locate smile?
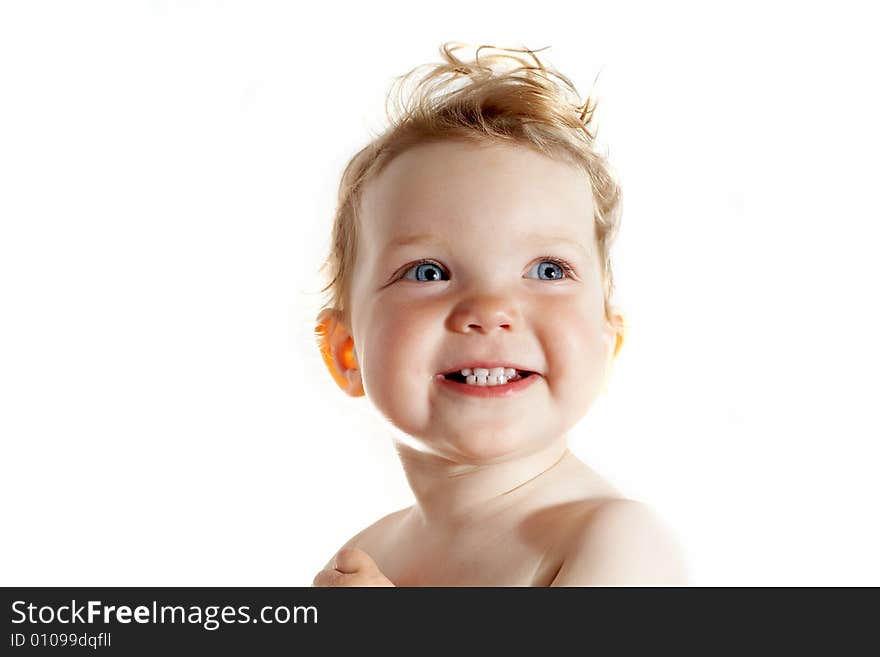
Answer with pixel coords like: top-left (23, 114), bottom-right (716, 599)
top-left (434, 370), bottom-right (539, 398)
top-left (443, 367), bottom-right (533, 386)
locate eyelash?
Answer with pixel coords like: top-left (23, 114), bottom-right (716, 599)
top-left (537, 255), bottom-right (577, 278)
top-left (397, 256), bottom-right (577, 280)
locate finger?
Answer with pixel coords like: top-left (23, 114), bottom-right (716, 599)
top-left (333, 547), bottom-right (377, 574)
top-left (312, 569), bottom-right (343, 587)
top-left (313, 570), bottom-right (369, 588)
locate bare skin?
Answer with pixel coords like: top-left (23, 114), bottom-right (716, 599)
top-left (315, 449), bottom-right (625, 586)
top-left (314, 450), bottom-right (623, 586)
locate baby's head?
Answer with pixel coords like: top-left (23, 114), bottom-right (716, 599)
top-left (316, 42), bottom-right (626, 461)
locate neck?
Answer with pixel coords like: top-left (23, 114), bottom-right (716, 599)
top-left (392, 435), bottom-right (572, 534)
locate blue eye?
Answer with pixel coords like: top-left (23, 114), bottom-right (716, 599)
top-left (398, 258), bottom-right (574, 282)
top-left (402, 261), bottom-right (448, 282)
top-left (525, 259), bottom-right (573, 280)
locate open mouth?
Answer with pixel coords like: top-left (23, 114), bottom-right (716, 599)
top-left (443, 370), bottom-right (536, 385)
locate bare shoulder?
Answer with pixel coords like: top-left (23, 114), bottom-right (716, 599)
top-left (319, 506), bottom-right (412, 571)
top-left (550, 499), bottom-right (689, 586)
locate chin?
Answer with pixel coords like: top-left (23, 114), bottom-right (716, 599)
top-left (431, 424), bottom-right (546, 464)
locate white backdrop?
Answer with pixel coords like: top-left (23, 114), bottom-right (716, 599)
top-left (1, 0), bottom-right (878, 586)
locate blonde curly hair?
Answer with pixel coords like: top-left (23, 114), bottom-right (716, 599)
top-left (319, 41), bottom-right (622, 323)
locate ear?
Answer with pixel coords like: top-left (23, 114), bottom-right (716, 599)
top-left (607, 305), bottom-right (626, 361)
top-left (601, 305), bottom-right (626, 394)
top-left (314, 308), bottom-right (364, 398)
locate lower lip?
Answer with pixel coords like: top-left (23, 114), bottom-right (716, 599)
top-left (434, 373), bottom-right (540, 398)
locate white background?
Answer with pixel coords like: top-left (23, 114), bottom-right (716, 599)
top-left (1, 0), bottom-right (878, 586)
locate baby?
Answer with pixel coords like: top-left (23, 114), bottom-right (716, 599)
top-left (312, 42), bottom-right (688, 586)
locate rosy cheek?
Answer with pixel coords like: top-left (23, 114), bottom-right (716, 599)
top-left (365, 306), bottom-right (427, 366)
top-left (555, 312), bottom-right (600, 368)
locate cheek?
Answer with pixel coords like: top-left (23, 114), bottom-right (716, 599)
top-left (542, 299), bottom-right (610, 396)
top-left (357, 300), bottom-right (439, 402)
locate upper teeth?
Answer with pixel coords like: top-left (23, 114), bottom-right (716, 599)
top-left (460, 367), bottom-right (518, 386)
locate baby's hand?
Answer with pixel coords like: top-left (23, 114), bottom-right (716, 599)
top-left (312, 547), bottom-right (395, 587)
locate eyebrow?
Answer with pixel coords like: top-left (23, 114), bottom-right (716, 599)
top-left (383, 234), bottom-right (450, 250)
top-left (382, 233), bottom-right (588, 255)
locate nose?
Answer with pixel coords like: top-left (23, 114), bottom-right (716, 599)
top-left (446, 293), bottom-right (521, 334)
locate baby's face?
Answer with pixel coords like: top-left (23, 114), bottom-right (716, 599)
top-left (347, 140), bottom-right (621, 461)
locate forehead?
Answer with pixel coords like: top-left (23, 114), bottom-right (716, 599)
top-left (358, 140), bottom-right (596, 253)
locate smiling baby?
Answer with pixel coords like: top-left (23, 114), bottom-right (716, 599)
top-left (312, 42), bottom-right (688, 586)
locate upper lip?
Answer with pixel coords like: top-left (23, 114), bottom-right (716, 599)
top-left (438, 362), bottom-right (540, 375)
